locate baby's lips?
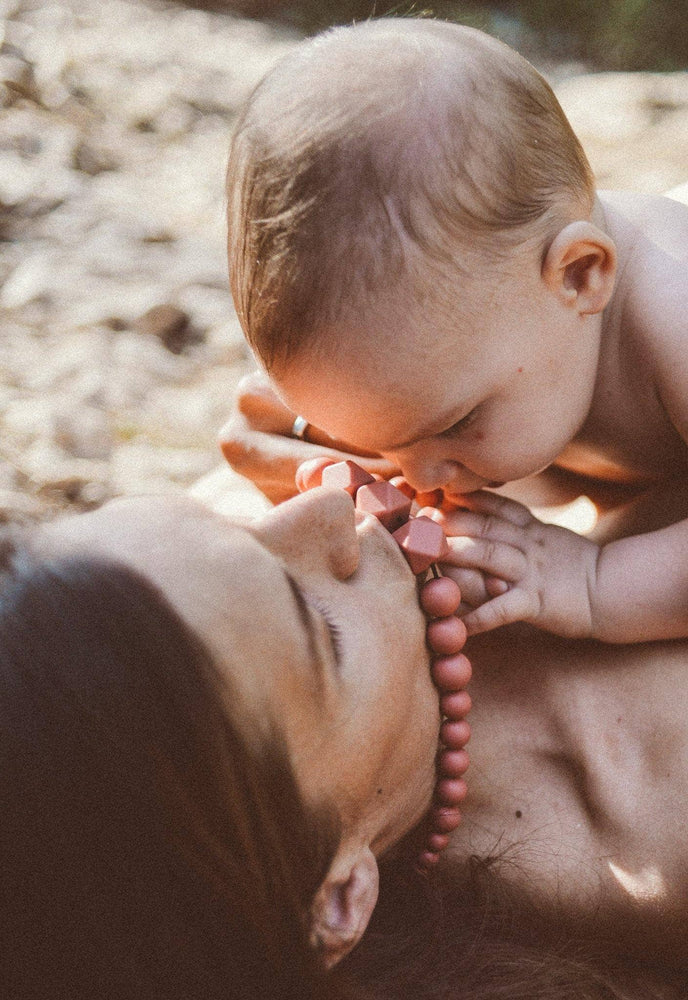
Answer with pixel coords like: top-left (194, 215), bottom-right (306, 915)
top-left (389, 475), bottom-right (416, 500)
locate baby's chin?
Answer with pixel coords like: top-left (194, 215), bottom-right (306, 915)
top-left (440, 481), bottom-right (507, 504)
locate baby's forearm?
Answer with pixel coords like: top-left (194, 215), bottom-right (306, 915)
top-left (591, 519), bottom-right (688, 642)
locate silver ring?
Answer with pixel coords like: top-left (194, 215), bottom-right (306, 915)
top-left (291, 415), bottom-right (310, 440)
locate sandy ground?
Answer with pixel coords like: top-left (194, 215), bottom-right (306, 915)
top-left (0, 0), bottom-right (686, 523)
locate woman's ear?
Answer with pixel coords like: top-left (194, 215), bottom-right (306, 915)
top-left (542, 221), bottom-right (617, 315)
top-left (309, 845), bottom-right (379, 969)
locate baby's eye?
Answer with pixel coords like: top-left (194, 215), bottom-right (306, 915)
top-left (440, 407), bottom-right (479, 438)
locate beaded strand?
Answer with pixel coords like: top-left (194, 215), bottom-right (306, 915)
top-left (297, 458), bottom-right (472, 871)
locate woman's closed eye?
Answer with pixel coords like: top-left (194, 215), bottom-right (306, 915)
top-left (305, 593), bottom-right (344, 672)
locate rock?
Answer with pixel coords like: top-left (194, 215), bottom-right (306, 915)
top-left (132, 303), bottom-right (202, 354)
top-left (53, 406), bottom-right (113, 461)
top-left (0, 489), bottom-right (46, 523)
top-left (556, 72), bottom-right (688, 192)
top-left (72, 140), bottom-right (118, 176)
top-left (0, 0), bottom-right (685, 525)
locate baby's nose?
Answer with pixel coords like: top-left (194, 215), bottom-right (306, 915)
top-left (396, 452), bottom-right (466, 494)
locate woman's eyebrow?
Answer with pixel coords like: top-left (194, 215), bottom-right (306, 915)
top-left (283, 571), bottom-right (329, 692)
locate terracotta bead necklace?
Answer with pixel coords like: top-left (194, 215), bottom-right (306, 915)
top-left (299, 460), bottom-right (472, 871)
top-left (417, 569), bottom-right (470, 869)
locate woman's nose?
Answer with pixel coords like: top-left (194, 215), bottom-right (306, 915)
top-left (255, 487), bottom-right (360, 580)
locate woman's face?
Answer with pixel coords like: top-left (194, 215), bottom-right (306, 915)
top-left (40, 489), bottom-right (440, 856)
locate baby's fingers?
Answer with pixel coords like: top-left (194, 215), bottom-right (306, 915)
top-left (428, 507), bottom-right (527, 550)
top-left (443, 490), bottom-right (534, 528)
top-left (440, 566), bottom-right (502, 609)
top-left (461, 589), bottom-right (535, 636)
top-left (442, 535), bottom-right (527, 584)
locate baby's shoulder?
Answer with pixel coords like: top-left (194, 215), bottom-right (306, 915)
top-left (601, 190), bottom-right (687, 360)
top-left (600, 188), bottom-right (688, 264)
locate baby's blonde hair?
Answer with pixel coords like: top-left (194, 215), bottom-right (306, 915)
top-left (227, 18), bottom-right (595, 371)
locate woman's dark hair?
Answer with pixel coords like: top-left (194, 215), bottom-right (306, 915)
top-left (1, 532), bottom-right (682, 1000)
top-left (0, 539), bottom-right (346, 1000)
top-left (343, 844), bottom-right (685, 1000)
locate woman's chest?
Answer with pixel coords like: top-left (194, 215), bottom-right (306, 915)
top-left (450, 630), bottom-right (688, 957)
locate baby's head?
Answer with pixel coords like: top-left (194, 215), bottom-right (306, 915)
top-left (227, 19), bottom-right (614, 496)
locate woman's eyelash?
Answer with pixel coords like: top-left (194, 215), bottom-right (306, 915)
top-left (306, 595), bottom-right (344, 666)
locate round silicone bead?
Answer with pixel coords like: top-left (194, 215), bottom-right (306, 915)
top-left (436, 778), bottom-right (468, 806)
top-left (420, 576), bottom-right (462, 617)
top-left (439, 749), bottom-right (470, 777)
top-left (427, 616), bottom-right (467, 655)
top-left (431, 807), bottom-right (462, 833)
top-left (440, 719), bottom-right (471, 749)
top-left (389, 475), bottom-right (416, 500)
top-left (415, 489), bottom-right (444, 508)
top-left (440, 691), bottom-right (473, 719)
top-left (427, 832), bottom-right (451, 852)
top-left (431, 653), bottom-right (472, 691)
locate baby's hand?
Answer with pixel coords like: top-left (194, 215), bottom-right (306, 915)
top-left (426, 491), bottom-right (601, 639)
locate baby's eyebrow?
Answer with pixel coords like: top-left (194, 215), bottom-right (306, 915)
top-left (283, 570), bottom-right (329, 694)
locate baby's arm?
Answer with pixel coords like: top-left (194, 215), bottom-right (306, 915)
top-left (433, 491), bottom-right (688, 642)
top-left (440, 193), bottom-right (688, 641)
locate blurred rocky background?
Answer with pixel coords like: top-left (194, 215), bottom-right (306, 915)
top-left (0, 0), bottom-right (686, 523)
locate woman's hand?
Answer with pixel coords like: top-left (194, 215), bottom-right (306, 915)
top-left (219, 371), bottom-right (398, 504)
top-left (427, 491), bottom-right (601, 639)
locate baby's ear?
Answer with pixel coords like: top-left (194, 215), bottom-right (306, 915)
top-left (542, 221), bottom-right (617, 315)
top-left (309, 845), bottom-right (379, 969)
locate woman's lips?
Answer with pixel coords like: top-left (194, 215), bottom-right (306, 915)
top-left (355, 509), bottom-right (415, 577)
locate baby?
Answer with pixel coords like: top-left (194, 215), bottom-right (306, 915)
top-left (224, 17), bottom-right (688, 644)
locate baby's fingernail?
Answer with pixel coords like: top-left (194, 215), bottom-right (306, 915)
top-left (417, 506), bottom-right (444, 522)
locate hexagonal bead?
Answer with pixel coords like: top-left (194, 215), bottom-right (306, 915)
top-left (321, 460), bottom-right (375, 497)
top-left (392, 515), bottom-right (449, 575)
top-left (355, 480), bottom-right (412, 532)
